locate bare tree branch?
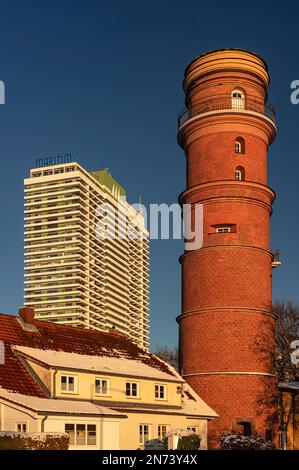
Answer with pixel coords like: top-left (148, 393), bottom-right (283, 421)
top-left (274, 300), bottom-right (299, 381)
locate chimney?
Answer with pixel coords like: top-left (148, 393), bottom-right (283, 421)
top-left (19, 307), bottom-right (35, 324)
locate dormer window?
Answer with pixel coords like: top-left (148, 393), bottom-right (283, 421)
top-left (95, 378), bottom-right (110, 396)
top-left (126, 381), bottom-right (140, 398)
top-left (61, 374), bottom-right (78, 394)
top-left (155, 384), bottom-right (167, 400)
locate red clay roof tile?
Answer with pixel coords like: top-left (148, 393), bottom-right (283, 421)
top-left (0, 313), bottom-right (175, 396)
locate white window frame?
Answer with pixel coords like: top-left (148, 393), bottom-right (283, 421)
top-left (235, 169), bottom-right (242, 181)
top-left (126, 381), bottom-right (140, 398)
top-left (231, 89), bottom-right (245, 109)
top-left (235, 141), bottom-right (242, 154)
top-left (158, 424), bottom-right (169, 440)
top-left (216, 227), bottom-right (231, 233)
top-left (187, 426), bottom-right (198, 433)
top-left (60, 374), bottom-right (78, 394)
top-left (95, 378), bottom-right (110, 396)
top-left (155, 384), bottom-right (167, 400)
top-left (16, 423), bottom-right (27, 433)
top-left (65, 423), bottom-right (97, 447)
top-left (139, 424), bottom-right (151, 446)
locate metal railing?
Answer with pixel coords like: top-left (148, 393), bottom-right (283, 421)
top-left (271, 249), bottom-right (281, 268)
top-left (271, 249), bottom-right (280, 263)
top-left (178, 95), bottom-right (276, 128)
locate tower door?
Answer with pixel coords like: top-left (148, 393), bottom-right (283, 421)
top-left (231, 90), bottom-right (245, 109)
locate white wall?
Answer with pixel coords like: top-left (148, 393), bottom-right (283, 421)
top-left (0, 401), bottom-right (40, 432)
top-left (198, 420), bottom-right (208, 450)
top-left (44, 415), bottom-right (120, 450)
top-left (0, 401), bottom-right (120, 450)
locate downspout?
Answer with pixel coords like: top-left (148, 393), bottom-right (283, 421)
top-left (41, 415), bottom-right (48, 433)
top-left (52, 368), bottom-right (58, 398)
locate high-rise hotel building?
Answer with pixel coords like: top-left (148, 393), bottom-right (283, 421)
top-left (24, 162), bottom-right (150, 348)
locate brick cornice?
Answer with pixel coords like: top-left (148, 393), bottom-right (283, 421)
top-left (179, 179), bottom-right (275, 206)
top-left (177, 306), bottom-right (277, 323)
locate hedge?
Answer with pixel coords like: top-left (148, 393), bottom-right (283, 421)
top-left (0, 432), bottom-right (69, 450)
top-left (220, 433), bottom-right (276, 450)
top-left (177, 434), bottom-right (201, 450)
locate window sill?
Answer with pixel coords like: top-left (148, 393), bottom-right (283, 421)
top-left (208, 232), bottom-right (236, 235)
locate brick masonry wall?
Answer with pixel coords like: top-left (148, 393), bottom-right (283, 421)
top-left (178, 50), bottom-right (278, 448)
top-left (187, 374), bottom-right (278, 448)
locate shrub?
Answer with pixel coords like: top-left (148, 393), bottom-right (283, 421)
top-left (220, 433), bottom-right (276, 451)
top-left (0, 432), bottom-right (69, 450)
top-left (177, 434), bottom-right (201, 450)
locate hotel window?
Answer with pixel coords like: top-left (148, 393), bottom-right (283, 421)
top-left (139, 424), bottom-right (150, 445)
top-left (158, 425), bottom-right (168, 440)
top-left (17, 423), bottom-right (27, 433)
top-left (95, 378), bottom-right (110, 396)
top-left (65, 424), bottom-right (97, 446)
top-left (235, 137), bottom-right (245, 154)
top-left (216, 227), bottom-right (231, 233)
top-left (60, 375), bottom-right (77, 393)
top-left (155, 384), bottom-right (167, 400)
top-left (126, 381), bottom-right (139, 398)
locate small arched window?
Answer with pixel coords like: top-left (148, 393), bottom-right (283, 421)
top-left (235, 166), bottom-right (245, 181)
top-left (231, 89), bottom-right (245, 109)
top-left (235, 137), bottom-right (245, 154)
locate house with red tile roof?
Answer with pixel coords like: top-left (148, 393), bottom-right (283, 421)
top-left (0, 307), bottom-right (217, 449)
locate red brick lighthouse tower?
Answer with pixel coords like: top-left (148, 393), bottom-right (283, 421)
top-left (177, 49), bottom-right (278, 447)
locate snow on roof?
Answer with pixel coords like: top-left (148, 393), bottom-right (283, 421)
top-left (14, 346), bottom-right (183, 383)
top-left (0, 387), bottom-right (126, 417)
top-left (0, 313), bottom-right (178, 395)
top-left (181, 385), bottom-right (218, 418)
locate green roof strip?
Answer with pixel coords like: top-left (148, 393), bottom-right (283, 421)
top-left (90, 169), bottom-right (126, 199)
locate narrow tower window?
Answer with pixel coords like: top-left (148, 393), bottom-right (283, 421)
top-left (216, 227), bottom-right (231, 233)
top-left (235, 137), bottom-right (245, 154)
top-left (235, 166), bottom-right (245, 181)
top-left (231, 89), bottom-right (245, 109)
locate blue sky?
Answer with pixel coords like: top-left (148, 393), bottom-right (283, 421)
top-left (0, 0), bottom-right (297, 349)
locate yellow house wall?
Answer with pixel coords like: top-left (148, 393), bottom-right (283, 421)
top-left (53, 369), bottom-right (182, 407)
top-left (0, 401), bottom-right (40, 433)
top-left (118, 413), bottom-right (208, 450)
top-left (49, 370), bottom-right (210, 449)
